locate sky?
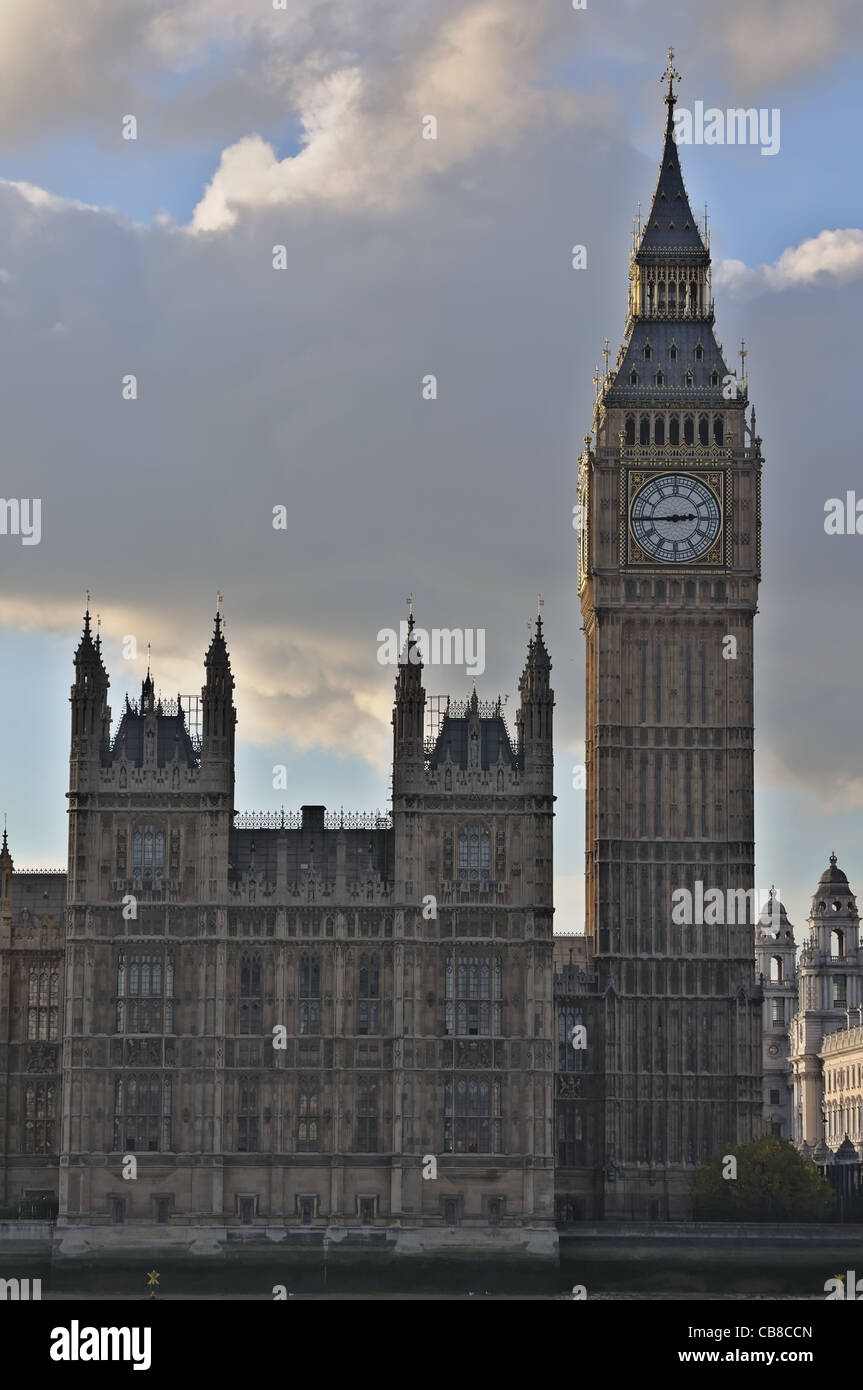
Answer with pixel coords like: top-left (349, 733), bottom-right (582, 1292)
top-left (0, 0), bottom-right (862, 943)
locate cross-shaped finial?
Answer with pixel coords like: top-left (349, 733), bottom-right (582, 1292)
top-left (406, 593), bottom-right (414, 617)
top-left (216, 591), bottom-right (222, 612)
top-left (537, 594), bottom-right (544, 617)
top-left (146, 641), bottom-right (151, 673)
top-left (85, 588), bottom-right (90, 608)
top-left (592, 365), bottom-right (601, 397)
top-left (738, 338), bottom-right (747, 380)
top-left (602, 337), bottom-right (610, 374)
top-left (526, 618), bottom-right (533, 637)
top-left (661, 46), bottom-right (680, 101)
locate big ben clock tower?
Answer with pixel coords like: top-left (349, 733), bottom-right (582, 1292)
top-left (578, 52), bottom-right (763, 1218)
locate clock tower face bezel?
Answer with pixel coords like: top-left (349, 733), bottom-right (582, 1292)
top-left (624, 467), bottom-right (727, 569)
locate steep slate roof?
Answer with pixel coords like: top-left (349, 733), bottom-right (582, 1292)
top-left (109, 706), bottom-right (198, 768)
top-left (427, 713), bottom-right (517, 771)
top-left (607, 321), bottom-right (731, 407)
top-left (636, 91), bottom-right (708, 259)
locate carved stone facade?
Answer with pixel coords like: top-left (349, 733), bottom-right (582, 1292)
top-left (0, 607), bottom-right (556, 1256)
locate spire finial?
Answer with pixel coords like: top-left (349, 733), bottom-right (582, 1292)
top-left (406, 592), bottom-right (414, 633)
top-left (831, 850), bottom-right (837, 866)
top-left (146, 641), bottom-right (151, 676)
top-left (661, 46), bottom-right (680, 104)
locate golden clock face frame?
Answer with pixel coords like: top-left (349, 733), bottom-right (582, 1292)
top-left (622, 467), bottom-right (728, 569)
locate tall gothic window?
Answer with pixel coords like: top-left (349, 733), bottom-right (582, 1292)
top-left (443, 1077), bottom-right (501, 1153)
top-left (557, 1107), bottom-right (585, 1166)
top-left (299, 955), bottom-right (321, 1034)
top-left (445, 954), bottom-right (502, 1036)
top-left (237, 1077), bottom-right (259, 1152)
top-left (458, 825), bottom-right (490, 887)
top-left (355, 1077), bottom-right (379, 1152)
top-left (28, 965), bottom-right (59, 1040)
top-left (625, 414), bottom-right (635, 445)
top-left (558, 1005), bottom-right (585, 1073)
top-left (357, 953), bottom-right (380, 1035)
top-left (669, 415), bottom-right (680, 445)
top-left (297, 1077), bottom-right (319, 1152)
top-left (24, 1081), bottom-right (55, 1153)
top-left (132, 825), bottom-right (165, 881)
top-left (113, 1074), bottom-right (172, 1151)
top-left (115, 953), bottom-right (174, 1034)
top-left (239, 953), bottom-right (262, 1035)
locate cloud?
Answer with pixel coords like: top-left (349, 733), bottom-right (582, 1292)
top-left (190, 2), bottom-right (584, 230)
top-left (716, 228), bottom-right (863, 296)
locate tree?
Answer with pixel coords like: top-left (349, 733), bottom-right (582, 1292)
top-left (692, 1137), bottom-right (834, 1222)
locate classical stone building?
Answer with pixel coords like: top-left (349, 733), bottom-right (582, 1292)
top-left (0, 607), bottom-right (556, 1259)
top-left (789, 855), bottom-right (863, 1155)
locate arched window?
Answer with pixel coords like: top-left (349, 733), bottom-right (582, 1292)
top-left (559, 1005), bottom-right (585, 1073)
top-left (357, 953), bottom-right (380, 1035)
top-left (444, 1076), bottom-right (501, 1154)
top-left (239, 953), bottom-right (262, 1035)
top-left (669, 415), bottom-right (680, 445)
top-left (113, 1073), bottom-right (171, 1152)
top-left (445, 952), bottom-right (502, 1036)
top-left (657, 282), bottom-right (665, 311)
top-left (24, 1081), bottom-right (56, 1154)
top-left (297, 1077), bottom-right (319, 1152)
top-left (832, 929), bottom-right (846, 959)
top-left (683, 415), bottom-right (694, 444)
top-left (639, 415), bottom-right (650, 445)
top-left (770, 956), bottom-right (783, 982)
top-left (132, 825), bottom-right (165, 879)
top-left (713, 416), bottom-right (724, 444)
top-left (28, 967), bottom-right (59, 1041)
top-left (625, 414), bottom-right (635, 445)
top-left (669, 343), bottom-right (678, 361)
top-left (237, 1077), bottom-right (259, 1152)
top-left (667, 281), bottom-right (676, 312)
top-left (689, 283), bottom-right (698, 315)
top-left (355, 1077), bottom-right (379, 1152)
top-left (694, 342), bottom-right (704, 362)
top-left (654, 416), bottom-right (665, 445)
top-left (629, 369), bottom-right (638, 386)
top-left (299, 954), bottom-right (321, 1034)
top-left (643, 343), bottom-right (652, 360)
top-left (698, 414), bottom-right (709, 445)
top-left (710, 369), bottom-right (720, 387)
top-left (655, 370), bottom-right (664, 387)
top-left (117, 952), bottom-right (174, 1034)
top-left (684, 370), bottom-right (694, 388)
top-left (458, 825), bottom-right (490, 886)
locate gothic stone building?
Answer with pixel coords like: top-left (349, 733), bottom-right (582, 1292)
top-left (0, 609), bottom-right (556, 1258)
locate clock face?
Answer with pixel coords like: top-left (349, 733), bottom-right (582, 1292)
top-left (630, 473), bottom-right (721, 563)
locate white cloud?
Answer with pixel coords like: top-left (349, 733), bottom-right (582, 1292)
top-left (716, 228), bottom-right (863, 296)
top-left (191, 2), bottom-right (583, 230)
